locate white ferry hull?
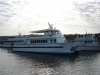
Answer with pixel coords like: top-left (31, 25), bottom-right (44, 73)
top-left (12, 45), bottom-right (74, 54)
top-left (13, 47), bottom-right (74, 54)
top-left (72, 46), bottom-right (100, 51)
top-left (0, 44), bottom-right (74, 55)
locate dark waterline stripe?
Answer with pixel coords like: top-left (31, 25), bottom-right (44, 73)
top-left (0, 46), bottom-right (63, 48)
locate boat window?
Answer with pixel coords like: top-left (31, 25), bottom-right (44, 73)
top-left (51, 31), bottom-right (53, 33)
top-left (48, 31), bottom-right (50, 34)
top-left (42, 40), bottom-right (44, 43)
top-left (31, 40), bottom-right (32, 43)
top-left (54, 39), bottom-right (56, 43)
top-left (87, 35), bottom-right (89, 37)
top-left (42, 40), bottom-right (43, 43)
top-left (56, 31), bottom-right (60, 33)
top-left (46, 40), bottom-right (47, 43)
top-left (80, 35), bottom-right (83, 37)
top-left (86, 41), bottom-right (93, 43)
top-left (46, 31), bottom-right (48, 34)
top-left (33, 40), bottom-right (35, 43)
top-left (85, 41), bottom-right (87, 43)
top-left (90, 41), bottom-right (93, 43)
top-left (39, 40), bottom-right (41, 43)
top-left (51, 39), bottom-right (53, 42)
top-left (85, 35), bottom-right (86, 37)
top-left (56, 31), bottom-right (59, 33)
top-left (31, 40), bottom-right (33, 43)
top-left (36, 40), bottom-right (38, 43)
top-left (40, 40), bottom-right (42, 43)
top-left (44, 40), bottom-right (46, 43)
top-left (34, 40), bottom-right (36, 43)
top-left (78, 35), bottom-right (83, 37)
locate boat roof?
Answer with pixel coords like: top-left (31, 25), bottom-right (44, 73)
top-left (30, 29), bottom-right (59, 33)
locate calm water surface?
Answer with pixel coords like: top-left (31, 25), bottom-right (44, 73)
top-left (0, 48), bottom-right (100, 75)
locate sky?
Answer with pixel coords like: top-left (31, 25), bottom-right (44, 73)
top-left (0, 0), bottom-right (100, 36)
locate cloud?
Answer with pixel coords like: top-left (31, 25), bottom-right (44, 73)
top-left (74, 1), bottom-right (100, 26)
top-left (0, 1), bottom-right (11, 6)
top-left (1, 14), bottom-right (13, 17)
top-left (0, 1), bottom-right (19, 22)
top-left (0, 0), bottom-right (100, 35)
top-left (0, 9), bottom-right (6, 12)
top-left (0, 23), bottom-right (4, 26)
top-left (12, 1), bottom-right (28, 6)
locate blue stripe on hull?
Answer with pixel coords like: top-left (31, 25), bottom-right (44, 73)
top-left (13, 51), bottom-right (74, 56)
top-left (0, 46), bottom-right (63, 48)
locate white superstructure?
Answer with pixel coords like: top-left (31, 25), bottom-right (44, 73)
top-left (71, 34), bottom-right (100, 51)
top-left (0, 23), bottom-right (74, 55)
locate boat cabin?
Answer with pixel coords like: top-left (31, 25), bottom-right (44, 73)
top-left (2, 23), bottom-right (66, 45)
top-left (73, 34), bottom-right (98, 46)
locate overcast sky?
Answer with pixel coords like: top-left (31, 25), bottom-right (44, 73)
top-left (0, 0), bottom-right (100, 36)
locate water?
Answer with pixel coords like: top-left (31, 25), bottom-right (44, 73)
top-left (0, 48), bottom-right (100, 75)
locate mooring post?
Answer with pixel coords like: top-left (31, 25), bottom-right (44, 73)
top-left (11, 42), bottom-right (13, 51)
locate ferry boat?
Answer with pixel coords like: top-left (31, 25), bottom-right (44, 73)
top-left (71, 34), bottom-right (100, 51)
top-left (0, 23), bottom-right (74, 55)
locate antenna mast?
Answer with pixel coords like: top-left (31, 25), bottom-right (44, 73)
top-left (85, 29), bottom-right (87, 34)
top-left (48, 22), bottom-right (53, 29)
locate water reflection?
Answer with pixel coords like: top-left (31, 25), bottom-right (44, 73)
top-left (0, 48), bottom-right (100, 75)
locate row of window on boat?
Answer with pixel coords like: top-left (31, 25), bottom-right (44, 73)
top-left (4, 39), bottom-right (57, 43)
top-left (84, 41), bottom-right (97, 43)
top-left (31, 39), bottom-right (56, 43)
top-left (45, 31), bottom-right (60, 34)
top-left (78, 35), bottom-right (92, 37)
top-left (68, 40), bottom-right (97, 43)
top-left (4, 41), bottom-right (23, 43)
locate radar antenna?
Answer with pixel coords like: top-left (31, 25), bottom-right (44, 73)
top-left (18, 32), bottom-right (22, 36)
top-left (48, 22), bottom-right (53, 29)
top-left (85, 29), bottom-right (87, 34)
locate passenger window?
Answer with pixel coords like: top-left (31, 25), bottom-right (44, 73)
top-left (51, 39), bottom-right (53, 42)
top-left (54, 39), bottom-right (56, 43)
top-left (45, 40), bottom-right (47, 43)
top-left (38, 40), bottom-right (40, 43)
